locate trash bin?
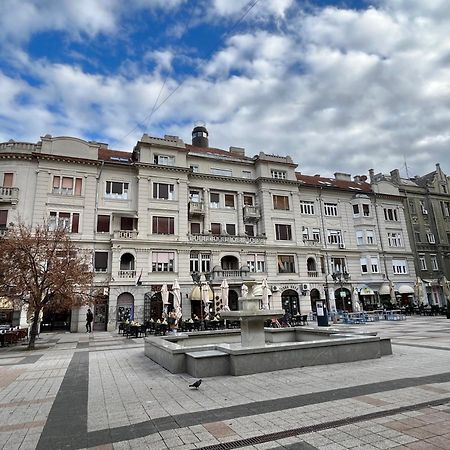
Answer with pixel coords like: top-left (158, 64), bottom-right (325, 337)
top-left (316, 301), bottom-right (329, 327)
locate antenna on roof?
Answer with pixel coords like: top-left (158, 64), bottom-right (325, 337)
top-left (403, 155), bottom-right (410, 178)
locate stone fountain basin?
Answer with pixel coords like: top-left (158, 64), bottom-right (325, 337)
top-left (144, 327), bottom-right (392, 377)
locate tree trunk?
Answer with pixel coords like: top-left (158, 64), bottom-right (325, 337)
top-left (28, 308), bottom-right (41, 350)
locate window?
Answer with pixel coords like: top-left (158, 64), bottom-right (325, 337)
top-left (152, 252), bottom-right (175, 272)
top-left (302, 227), bottom-right (309, 240)
top-left (353, 204), bottom-right (359, 216)
top-left (152, 217), bottom-right (174, 234)
top-left (189, 251), bottom-right (210, 273)
top-left (442, 184), bottom-right (448, 194)
top-left (3, 173), bottom-right (13, 187)
top-left (366, 230), bottom-right (375, 245)
top-left (242, 170), bottom-right (252, 178)
top-left (190, 164), bottom-right (199, 173)
top-left (330, 257), bottom-right (346, 273)
top-left (360, 257), bottom-right (368, 273)
top-left (362, 204), bottom-right (370, 217)
top-left (327, 229), bottom-right (342, 244)
top-left (384, 208), bottom-right (398, 221)
top-left (356, 230), bottom-right (364, 245)
top-left (245, 224), bottom-right (255, 236)
top-left (225, 224), bottom-right (236, 235)
top-left (243, 195), bottom-right (254, 206)
top-left (97, 215), bottom-right (110, 233)
top-left (427, 232), bottom-right (436, 244)
top-left (190, 190), bottom-right (201, 203)
top-left (210, 168), bottom-right (232, 177)
top-left (300, 200), bottom-right (315, 215)
top-left (153, 183), bottom-right (174, 200)
top-left (0, 210), bottom-right (7, 228)
top-left (277, 255), bottom-right (295, 273)
top-left (324, 203), bottom-right (338, 216)
top-left (49, 211), bottom-right (79, 233)
top-left (210, 192), bottom-right (220, 208)
top-left (273, 195), bottom-right (289, 210)
top-left (441, 201), bottom-right (450, 217)
top-left (275, 224), bottom-right (292, 240)
top-left (388, 232), bottom-right (403, 247)
top-left (409, 200), bottom-right (417, 215)
top-left (105, 181), bottom-right (129, 199)
top-left (224, 194), bottom-right (235, 208)
top-left (392, 259), bottom-right (408, 274)
top-left (94, 252), bottom-right (108, 272)
top-left (431, 255), bottom-right (439, 271)
top-left (190, 223), bottom-right (201, 234)
top-left (420, 201), bottom-right (428, 215)
top-left (419, 255), bottom-right (426, 270)
top-left (271, 170), bottom-right (286, 179)
top-left (211, 223), bottom-right (221, 235)
top-left (247, 254), bottom-right (266, 272)
top-left (52, 176), bottom-right (82, 196)
top-left (370, 257), bottom-right (379, 273)
top-left (415, 231), bottom-right (422, 243)
top-left (154, 154), bottom-right (175, 166)
top-left (312, 228), bottom-right (320, 242)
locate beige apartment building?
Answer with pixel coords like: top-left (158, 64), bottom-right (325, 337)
top-left (0, 126), bottom-right (417, 332)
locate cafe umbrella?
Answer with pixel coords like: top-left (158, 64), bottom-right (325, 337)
top-left (172, 279), bottom-right (182, 321)
top-left (220, 278), bottom-right (230, 311)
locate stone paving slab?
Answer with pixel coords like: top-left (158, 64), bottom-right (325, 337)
top-left (0, 316), bottom-right (450, 449)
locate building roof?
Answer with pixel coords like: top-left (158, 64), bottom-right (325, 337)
top-left (186, 144), bottom-right (252, 161)
top-left (296, 173), bottom-right (372, 193)
top-left (98, 148), bottom-right (132, 163)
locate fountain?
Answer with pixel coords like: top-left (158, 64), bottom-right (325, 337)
top-left (144, 282), bottom-right (392, 377)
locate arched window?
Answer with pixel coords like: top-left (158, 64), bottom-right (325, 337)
top-left (307, 257), bottom-right (317, 272)
top-left (120, 253), bottom-right (135, 270)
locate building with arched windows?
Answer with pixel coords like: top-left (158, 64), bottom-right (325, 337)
top-left (0, 127), bottom-right (424, 331)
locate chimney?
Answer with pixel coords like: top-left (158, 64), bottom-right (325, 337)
top-left (334, 172), bottom-right (351, 181)
top-left (390, 169), bottom-right (400, 184)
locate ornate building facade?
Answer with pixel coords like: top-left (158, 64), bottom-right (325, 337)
top-left (0, 127), bottom-right (419, 332)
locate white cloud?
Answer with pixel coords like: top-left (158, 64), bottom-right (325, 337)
top-left (1, 0), bottom-right (450, 179)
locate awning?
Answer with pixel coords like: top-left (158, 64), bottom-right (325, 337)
top-left (190, 286), bottom-right (214, 301)
top-left (360, 287), bottom-right (375, 296)
top-left (0, 297), bottom-right (13, 309)
top-left (378, 284), bottom-right (391, 295)
top-left (398, 284), bottom-right (414, 294)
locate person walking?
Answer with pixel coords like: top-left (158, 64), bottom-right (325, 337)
top-left (86, 308), bottom-right (94, 333)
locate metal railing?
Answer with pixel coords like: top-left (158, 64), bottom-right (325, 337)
top-left (188, 234), bottom-right (266, 245)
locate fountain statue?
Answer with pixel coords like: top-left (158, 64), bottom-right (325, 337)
top-left (221, 281), bottom-right (284, 347)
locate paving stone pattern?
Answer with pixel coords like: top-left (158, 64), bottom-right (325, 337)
top-left (0, 316), bottom-right (450, 449)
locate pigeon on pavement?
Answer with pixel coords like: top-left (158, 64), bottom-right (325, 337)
top-left (189, 379), bottom-right (202, 389)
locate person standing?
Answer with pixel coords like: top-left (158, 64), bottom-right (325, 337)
top-left (86, 308), bottom-right (94, 333)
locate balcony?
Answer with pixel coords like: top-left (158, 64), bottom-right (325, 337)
top-left (188, 234), bottom-right (266, 245)
top-left (243, 206), bottom-right (260, 223)
top-left (113, 230), bottom-right (139, 239)
top-left (0, 187), bottom-right (19, 204)
top-left (210, 269), bottom-right (252, 282)
top-left (303, 239), bottom-right (321, 247)
top-left (307, 271), bottom-right (319, 277)
top-left (188, 202), bottom-right (205, 216)
top-left (118, 270), bottom-right (136, 279)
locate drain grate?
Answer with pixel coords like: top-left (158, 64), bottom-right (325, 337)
top-left (197, 396), bottom-right (450, 450)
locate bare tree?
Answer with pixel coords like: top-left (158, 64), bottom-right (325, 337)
top-left (0, 223), bottom-right (93, 349)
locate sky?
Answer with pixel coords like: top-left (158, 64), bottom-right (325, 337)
top-left (1, 0), bottom-right (449, 179)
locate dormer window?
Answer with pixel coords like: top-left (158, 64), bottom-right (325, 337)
top-left (271, 170), bottom-right (286, 180)
top-left (154, 154), bottom-right (175, 166)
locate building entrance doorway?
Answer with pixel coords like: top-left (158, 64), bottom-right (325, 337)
top-left (282, 289), bottom-right (300, 316)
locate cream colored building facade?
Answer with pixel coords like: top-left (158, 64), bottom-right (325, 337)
top-left (0, 128), bottom-right (417, 332)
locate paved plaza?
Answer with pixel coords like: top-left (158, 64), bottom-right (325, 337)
top-left (0, 316), bottom-right (449, 450)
